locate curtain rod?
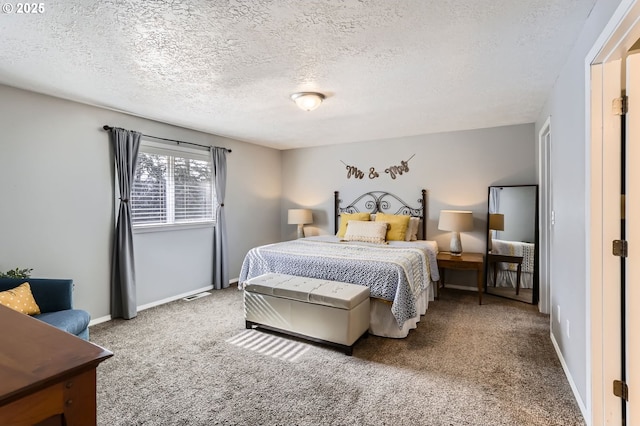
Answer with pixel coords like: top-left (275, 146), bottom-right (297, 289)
top-left (102, 125), bottom-right (232, 153)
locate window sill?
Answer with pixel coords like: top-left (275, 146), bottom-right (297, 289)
top-left (133, 221), bottom-right (215, 234)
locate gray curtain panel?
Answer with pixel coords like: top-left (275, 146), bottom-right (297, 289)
top-left (211, 147), bottom-right (229, 289)
top-left (490, 187), bottom-right (500, 214)
top-left (110, 127), bottom-right (141, 319)
top-left (489, 186), bottom-right (501, 241)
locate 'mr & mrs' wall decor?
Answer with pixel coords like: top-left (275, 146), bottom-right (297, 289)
top-left (341, 154), bottom-right (415, 180)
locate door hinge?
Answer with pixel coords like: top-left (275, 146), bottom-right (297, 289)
top-left (613, 240), bottom-right (628, 257)
top-left (614, 379), bottom-right (629, 401)
top-left (613, 96), bottom-right (628, 115)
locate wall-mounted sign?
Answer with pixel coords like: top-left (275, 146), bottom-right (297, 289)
top-left (341, 154), bottom-right (415, 180)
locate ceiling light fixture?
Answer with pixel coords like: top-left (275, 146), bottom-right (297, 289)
top-left (290, 92), bottom-right (325, 111)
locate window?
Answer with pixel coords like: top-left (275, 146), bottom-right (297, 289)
top-left (131, 141), bottom-right (214, 228)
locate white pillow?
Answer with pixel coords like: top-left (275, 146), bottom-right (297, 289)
top-left (405, 217), bottom-right (420, 241)
top-left (343, 220), bottom-right (388, 244)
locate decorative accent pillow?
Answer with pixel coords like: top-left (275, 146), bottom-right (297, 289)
top-left (372, 214), bottom-right (419, 241)
top-left (343, 220), bottom-right (388, 244)
top-left (337, 212), bottom-right (371, 237)
top-left (376, 213), bottom-right (411, 241)
top-left (0, 282), bottom-right (41, 315)
top-left (405, 217), bottom-right (420, 241)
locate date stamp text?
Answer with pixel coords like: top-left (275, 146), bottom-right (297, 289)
top-left (2, 3), bottom-right (45, 14)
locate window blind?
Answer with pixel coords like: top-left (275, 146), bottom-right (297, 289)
top-left (131, 142), bottom-right (213, 227)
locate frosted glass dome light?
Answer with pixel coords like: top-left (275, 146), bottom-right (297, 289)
top-left (290, 92), bottom-right (325, 111)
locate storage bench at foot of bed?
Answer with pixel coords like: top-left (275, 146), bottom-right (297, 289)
top-left (243, 273), bottom-right (370, 355)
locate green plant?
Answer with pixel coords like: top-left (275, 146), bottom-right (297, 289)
top-left (0, 267), bottom-right (33, 279)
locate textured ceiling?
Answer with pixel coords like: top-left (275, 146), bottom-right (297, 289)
top-left (0, 0), bottom-right (596, 150)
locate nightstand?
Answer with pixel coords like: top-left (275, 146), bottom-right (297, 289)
top-left (436, 252), bottom-right (485, 305)
top-left (487, 253), bottom-right (524, 294)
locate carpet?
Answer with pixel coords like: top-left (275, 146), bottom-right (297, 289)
top-left (91, 287), bottom-right (585, 426)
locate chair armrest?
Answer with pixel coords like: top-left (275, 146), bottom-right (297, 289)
top-left (0, 278), bottom-right (73, 313)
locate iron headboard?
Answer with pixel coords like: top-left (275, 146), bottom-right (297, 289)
top-left (334, 190), bottom-right (428, 240)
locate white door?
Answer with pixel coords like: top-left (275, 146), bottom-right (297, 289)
top-left (589, 2), bottom-right (640, 424)
top-left (591, 48), bottom-right (640, 426)
top-left (590, 57), bottom-right (624, 425)
top-left (625, 49), bottom-right (640, 426)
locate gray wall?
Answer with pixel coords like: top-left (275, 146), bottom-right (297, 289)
top-left (497, 186), bottom-right (537, 243)
top-left (0, 83), bottom-right (535, 313)
top-left (0, 84), bottom-right (282, 320)
top-left (281, 123), bottom-right (536, 288)
top-left (535, 0), bottom-right (624, 410)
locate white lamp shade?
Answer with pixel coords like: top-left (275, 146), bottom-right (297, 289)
top-left (489, 213), bottom-right (505, 231)
top-left (291, 92), bottom-right (325, 111)
top-left (288, 209), bottom-right (313, 225)
top-left (438, 210), bottom-right (474, 232)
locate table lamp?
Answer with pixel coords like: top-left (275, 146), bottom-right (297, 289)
top-left (488, 213), bottom-right (505, 251)
top-left (438, 210), bottom-right (474, 255)
top-left (288, 209), bottom-right (313, 238)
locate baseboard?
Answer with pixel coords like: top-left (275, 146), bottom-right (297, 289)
top-left (89, 315), bottom-right (112, 326)
top-left (89, 279), bottom-right (239, 328)
top-left (137, 285), bottom-right (214, 312)
top-left (550, 331), bottom-right (588, 422)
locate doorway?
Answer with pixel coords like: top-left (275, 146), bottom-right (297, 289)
top-left (626, 48), bottom-right (640, 426)
top-left (589, 1), bottom-right (640, 424)
top-left (539, 117), bottom-right (552, 315)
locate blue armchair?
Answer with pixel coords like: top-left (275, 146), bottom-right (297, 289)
top-left (0, 278), bottom-right (90, 340)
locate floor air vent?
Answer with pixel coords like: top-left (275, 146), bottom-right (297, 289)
top-left (182, 292), bottom-right (211, 302)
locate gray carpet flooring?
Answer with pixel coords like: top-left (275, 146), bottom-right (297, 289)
top-left (90, 287), bottom-right (585, 426)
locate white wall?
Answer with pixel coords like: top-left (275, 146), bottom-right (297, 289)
top-left (281, 123), bottom-right (536, 288)
top-left (0, 84), bottom-right (282, 320)
top-left (535, 0), bottom-right (624, 411)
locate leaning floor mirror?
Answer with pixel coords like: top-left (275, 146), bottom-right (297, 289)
top-left (485, 185), bottom-right (539, 304)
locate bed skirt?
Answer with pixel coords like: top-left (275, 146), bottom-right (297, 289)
top-left (490, 270), bottom-right (534, 289)
top-left (369, 281), bottom-right (435, 338)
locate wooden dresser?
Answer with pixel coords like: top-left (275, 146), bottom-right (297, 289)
top-left (0, 304), bottom-right (113, 426)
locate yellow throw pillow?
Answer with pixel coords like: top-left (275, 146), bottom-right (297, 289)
top-left (337, 212), bottom-right (371, 237)
top-left (376, 213), bottom-right (411, 241)
top-left (0, 282), bottom-right (41, 315)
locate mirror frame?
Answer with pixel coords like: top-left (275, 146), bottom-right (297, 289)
top-left (484, 184), bottom-right (539, 304)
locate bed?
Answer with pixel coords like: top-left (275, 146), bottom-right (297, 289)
top-left (238, 190), bottom-right (440, 338)
top-left (489, 239), bottom-right (536, 289)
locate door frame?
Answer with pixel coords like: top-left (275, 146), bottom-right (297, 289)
top-left (538, 117), bottom-right (552, 315)
top-left (587, 0), bottom-right (640, 424)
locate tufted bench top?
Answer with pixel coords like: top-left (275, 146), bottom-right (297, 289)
top-left (244, 273), bottom-right (370, 310)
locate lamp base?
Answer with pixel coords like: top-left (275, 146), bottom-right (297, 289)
top-left (449, 231), bottom-right (463, 256)
top-left (297, 224), bottom-right (305, 239)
